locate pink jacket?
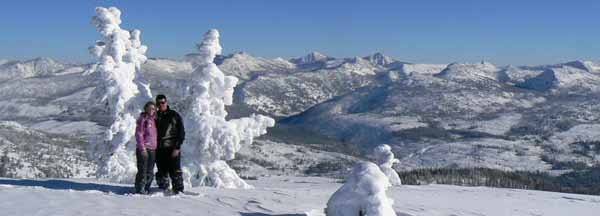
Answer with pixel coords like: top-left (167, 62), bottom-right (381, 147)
top-left (135, 113), bottom-right (157, 151)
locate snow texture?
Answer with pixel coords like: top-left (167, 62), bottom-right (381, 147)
top-left (326, 162), bottom-right (397, 216)
top-left (87, 7), bottom-right (151, 183)
top-left (373, 144), bottom-right (402, 186)
top-left (181, 29), bottom-right (275, 188)
top-left (1, 176), bottom-right (599, 216)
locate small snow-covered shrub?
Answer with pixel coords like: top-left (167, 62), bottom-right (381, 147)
top-left (372, 144), bottom-right (402, 186)
top-left (326, 162), bottom-right (396, 216)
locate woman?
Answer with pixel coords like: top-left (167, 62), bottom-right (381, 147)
top-left (134, 101), bottom-right (158, 194)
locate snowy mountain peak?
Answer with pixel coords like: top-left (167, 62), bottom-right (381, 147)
top-left (3, 57), bottom-right (64, 70)
top-left (436, 61), bottom-right (500, 81)
top-left (363, 52), bottom-right (395, 66)
top-left (291, 51), bottom-right (332, 65)
top-left (214, 51), bottom-right (256, 64)
top-left (225, 51), bottom-right (253, 59)
top-left (23, 57), bottom-right (54, 65)
top-left (211, 51), bottom-right (295, 81)
top-left (0, 57), bottom-right (66, 81)
top-left (563, 60), bottom-right (594, 72)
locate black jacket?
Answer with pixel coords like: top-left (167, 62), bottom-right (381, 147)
top-left (156, 106), bottom-right (185, 149)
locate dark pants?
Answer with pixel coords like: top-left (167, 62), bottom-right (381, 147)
top-left (155, 147), bottom-right (184, 192)
top-left (135, 149), bottom-right (156, 193)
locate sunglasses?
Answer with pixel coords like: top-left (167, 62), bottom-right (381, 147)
top-left (157, 100), bottom-right (167, 104)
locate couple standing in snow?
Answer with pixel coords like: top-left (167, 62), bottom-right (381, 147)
top-left (134, 94), bottom-right (186, 194)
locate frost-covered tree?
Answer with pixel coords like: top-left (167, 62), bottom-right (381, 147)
top-left (182, 29), bottom-right (275, 189)
top-left (326, 162), bottom-right (397, 216)
top-left (372, 144), bottom-right (402, 186)
top-left (87, 7), bottom-right (151, 183)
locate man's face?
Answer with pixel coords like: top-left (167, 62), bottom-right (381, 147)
top-left (157, 99), bottom-right (168, 111)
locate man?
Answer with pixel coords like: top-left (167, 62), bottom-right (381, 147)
top-left (154, 94), bottom-right (186, 194)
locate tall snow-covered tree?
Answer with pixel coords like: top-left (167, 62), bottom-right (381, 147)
top-left (182, 29), bottom-right (275, 189)
top-left (326, 162), bottom-right (397, 216)
top-left (373, 144), bottom-right (402, 186)
top-left (87, 7), bottom-right (151, 183)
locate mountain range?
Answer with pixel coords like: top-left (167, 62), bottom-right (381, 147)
top-left (1, 52), bottom-right (600, 179)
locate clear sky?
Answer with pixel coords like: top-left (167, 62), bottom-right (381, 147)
top-left (1, 0), bottom-right (599, 65)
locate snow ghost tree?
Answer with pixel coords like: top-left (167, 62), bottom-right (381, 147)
top-left (87, 7), bottom-right (151, 183)
top-left (182, 29), bottom-right (275, 189)
top-left (326, 162), bottom-right (397, 216)
top-left (372, 144), bottom-right (402, 186)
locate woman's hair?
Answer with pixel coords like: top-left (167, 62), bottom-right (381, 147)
top-left (143, 101), bottom-right (156, 114)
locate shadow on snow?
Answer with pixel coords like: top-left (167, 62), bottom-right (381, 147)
top-left (239, 213), bottom-right (307, 216)
top-left (239, 212), bottom-right (414, 216)
top-left (0, 178), bottom-right (131, 195)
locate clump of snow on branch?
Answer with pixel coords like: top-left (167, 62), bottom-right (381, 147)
top-left (182, 29), bottom-right (275, 189)
top-left (326, 162), bottom-right (397, 216)
top-left (87, 6), bottom-right (151, 183)
top-left (372, 144), bottom-right (402, 186)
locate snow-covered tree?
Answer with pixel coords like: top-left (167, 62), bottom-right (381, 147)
top-left (372, 144), bottom-right (402, 186)
top-left (87, 7), bottom-right (151, 183)
top-left (182, 29), bottom-right (275, 189)
top-left (326, 162), bottom-right (397, 216)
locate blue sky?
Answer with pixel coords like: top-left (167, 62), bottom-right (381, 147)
top-left (1, 0), bottom-right (599, 65)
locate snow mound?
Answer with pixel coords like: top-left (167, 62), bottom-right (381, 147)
top-left (182, 29), bottom-right (275, 189)
top-left (326, 162), bottom-right (396, 216)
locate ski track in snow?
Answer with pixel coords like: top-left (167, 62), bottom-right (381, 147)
top-left (1, 176), bottom-right (599, 216)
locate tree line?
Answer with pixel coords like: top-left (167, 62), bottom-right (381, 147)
top-left (398, 167), bottom-right (600, 195)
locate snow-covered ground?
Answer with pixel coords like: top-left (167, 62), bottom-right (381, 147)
top-left (1, 176), bottom-right (598, 216)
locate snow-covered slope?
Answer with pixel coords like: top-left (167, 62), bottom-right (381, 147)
top-left (231, 139), bottom-right (359, 178)
top-left (0, 57), bottom-right (67, 82)
top-left (436, 61), bottom-right (501, 81)
top-left (215, 52), bottom-right (296, 80)
top-left (283, 59), bottom-right (600, 172)
top-left (0, 176), bottom-right (598, 216)
top-left (499, 61), bottom-right (600, 92)
top-left (230, 52), bottom-right (403, 117)
top-left (0, 121), bottom-right (95, 178)
top-left (234, 66), bottom-right (376, 117)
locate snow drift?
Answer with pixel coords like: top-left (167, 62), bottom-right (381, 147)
top-left (181, 29), bottom-right (275, 189)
